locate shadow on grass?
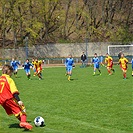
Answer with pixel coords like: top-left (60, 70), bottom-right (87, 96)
top-left (70, 78), bottom-right (78, 81)
top-left (9, 123), bottom-right (20, 129)
top-left (9, 123), bottom-right (33, 132)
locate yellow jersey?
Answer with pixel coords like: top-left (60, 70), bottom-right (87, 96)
top-left (105, 56), bottom-right (113, 67)
top-left (119, 57), bottom-right (128, 69)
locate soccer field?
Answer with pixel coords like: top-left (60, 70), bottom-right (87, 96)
top-left (0, 65), bottom-right (133, 133)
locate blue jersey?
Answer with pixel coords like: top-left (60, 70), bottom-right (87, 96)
top-left (23, 62), bottom-right (33, 70)
top-left (10, 60), bottom-right (20, 70)
top-left (92, 57), bottom-right (100, 68)
top-left (131, 59), bottom-right (133, 68)
top-left (65, 58), bottom-right (74, 67)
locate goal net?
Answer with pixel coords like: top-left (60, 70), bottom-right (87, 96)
top-left (108, 45), bottom-right (133, 56)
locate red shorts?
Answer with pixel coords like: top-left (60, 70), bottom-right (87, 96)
top-left (2, 99), bottom-right (25, 117)
top-left (121, 67), bottom-right (127, 71)
top-left (36, 67), bottom-right (42, 73)
top-left (107, 64), bottom-right (113, 69)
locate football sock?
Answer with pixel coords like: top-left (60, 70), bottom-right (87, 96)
top-left (132, 71), bottom-right (133, 76)
top-left (123, 73), bottom-right (126, 78)
top-left (68, 75), bottom-right (71, 81)
top-left (28, 74), bottom-right (30, 79)
top-left (20, 114), bottom-right (27, 122)
top-left (108, 70), bottom-right (111, 74)
top-left (98, 69), bottom-right (101, 73)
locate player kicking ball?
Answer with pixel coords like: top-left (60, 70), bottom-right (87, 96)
top-left (0, 65), bottom-right (33, 130)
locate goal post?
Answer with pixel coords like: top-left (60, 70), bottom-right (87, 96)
top-left (108, 45), bottom-right (133, 56)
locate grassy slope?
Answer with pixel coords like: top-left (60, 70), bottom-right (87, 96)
top-left (0, 65), bottom-right (133, 133)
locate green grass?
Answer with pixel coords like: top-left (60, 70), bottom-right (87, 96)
top-left (0, 65), bottom-right (133, 133)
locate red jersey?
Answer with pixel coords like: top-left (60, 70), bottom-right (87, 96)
top-left (0, 74), bottom-right (19, 104)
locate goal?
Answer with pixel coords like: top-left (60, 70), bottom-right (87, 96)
top-left (108, 45), bottom-right (133, 56)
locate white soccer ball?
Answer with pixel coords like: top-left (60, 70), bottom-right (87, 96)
top-left (34, 116), bottom-right (45, 127)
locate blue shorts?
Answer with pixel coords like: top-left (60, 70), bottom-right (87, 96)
top-left (24, 69), bottom-right (30, 74)
top-left (94, 63), bottom-right (99, 69)
top-left (66, 66), bottom-right (72, 72)
top-left (13, 66), bottom-right (18, 71)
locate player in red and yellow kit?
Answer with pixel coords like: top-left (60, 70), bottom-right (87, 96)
top-left (105, 53), bottom-right (115, 75)
top-left (119, 53), bottom-right (128, 79)
top-left (0, 65), bottom-right (33, 130)
top-left (34, 59), bottom-right (44, 80)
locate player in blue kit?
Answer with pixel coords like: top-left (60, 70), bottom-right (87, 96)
top-left (92, 53), bottom-right (101, 75)
top-left (65, 54), bottom-right (74, 81)
top-left (131, 58), bottom-right (133, 76)
top-left (23, 59), bottom-right (33, 80)
top-left (10, 58), bottom-right (20, 77)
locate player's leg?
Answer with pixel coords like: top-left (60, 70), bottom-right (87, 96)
top-left (33, 67), bottom-right (37, 76)
top-left (2, 99), bottom-right (33, 130)
top-left (132, 68), bottom-right (133, 76)
top-left (25, 69), bottom-right (29, 79)
top-left (27, 69), bottom-right (31, 80)
top-left (65, 67), bottom-right (68, 76)
top-left (36, 68), bottom-right (42, 80)
top-left (122, 69), bottom-right (127, 79)
top-left (107, 66), bottom-right (112, 75)
top-left (68, 67), bottom-right (72, 81)
top-left (93, 64), bottom-right (96, 75)
top-left (14, 67), bottom-right (18, 77)
top-left (111, 65), bottom-right (115, 73)
top-left (97, 64), bottom-right (101, 75)
top-left (97, 67), bottom-right (101, 75)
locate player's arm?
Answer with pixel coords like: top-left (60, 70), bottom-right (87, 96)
top-left (118, 60), bottom-right (121, 65)
top-left (13, 93), bottom-right (21, 102)
top-left (72, 60), bottom-right (75, 67)
top-left (125, 59), bottom-right (128, 64)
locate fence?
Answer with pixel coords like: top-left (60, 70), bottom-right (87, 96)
top-left (0, 56), bottom-right (132, 67)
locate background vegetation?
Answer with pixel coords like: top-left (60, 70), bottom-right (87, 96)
top-left (0, 0), bottom-right (133, 47)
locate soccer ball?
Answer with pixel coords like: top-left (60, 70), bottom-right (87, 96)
top-left (34, 116), bottom-right (45, 127)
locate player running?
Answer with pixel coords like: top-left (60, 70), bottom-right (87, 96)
top-left (10, 58), bottom-right (20, 77)
top-left (105, 53), bottom-right (115, 75)
top-left (92, 53), bottom-right (101, 75)
top-left (65, 54), bottom-right (74, 81)
top-left (119, 53), bottom-right (128, 79)
top-left (131, 58), bottom-right (133, 76)
top-left (34, 58), bottom-right (44, 80)
top-left (0, 65), bottom-right (33, 130)
top-left (23, 59), bottom-right (33, 80)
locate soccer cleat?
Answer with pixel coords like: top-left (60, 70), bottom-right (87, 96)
top-left (19, 122), bottom-right (33, 130)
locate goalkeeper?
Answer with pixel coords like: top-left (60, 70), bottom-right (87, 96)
top-left (0, 65), bottom-right (33, 130)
